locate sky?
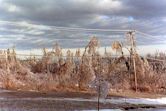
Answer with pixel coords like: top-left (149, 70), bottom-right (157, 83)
top-left (0, 0), bottom-right (166, 54)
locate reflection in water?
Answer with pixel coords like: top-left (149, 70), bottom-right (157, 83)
top-left (0, 89), bottom-right (166, 111)
top-left (128, 108), bottom-right (166, 111)
top-left (0, 109), bottom-right (166, 111)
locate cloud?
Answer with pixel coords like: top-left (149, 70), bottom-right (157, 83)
top-left (0, 0), bottom-right (166, 50)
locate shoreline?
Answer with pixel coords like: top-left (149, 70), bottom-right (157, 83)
top-left (1, 88), bottom-right (166, 99)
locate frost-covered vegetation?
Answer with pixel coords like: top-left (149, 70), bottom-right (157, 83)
top-left (0, 36), bottom-right (166, 94)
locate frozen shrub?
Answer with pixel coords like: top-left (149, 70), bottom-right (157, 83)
top-left (0, 38), bottom-right (166, 94)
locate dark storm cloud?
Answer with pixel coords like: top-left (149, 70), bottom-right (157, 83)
top-left (3, 0), bottom-right (166, 23)
top-left (121, 0), bottom-right (166, 18)
top-left (0, 0), bottom-right (166, 50)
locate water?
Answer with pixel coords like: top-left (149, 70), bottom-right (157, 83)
top-left (0, 108), bottom-right (166, 111)
top-left (80, 109), bottom-right (166, 111)
top-left (128, 108), bottom-right (166, 111)
top-left (0, 89), bottom-right (166, 111)
top-left (82, 109), bottom-right (123, 111)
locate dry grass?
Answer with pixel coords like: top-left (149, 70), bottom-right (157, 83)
top-left (0, 37), bottom-right (166, 95)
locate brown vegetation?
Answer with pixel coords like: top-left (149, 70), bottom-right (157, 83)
top-left (0, 35), bottom-right (166, 94)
